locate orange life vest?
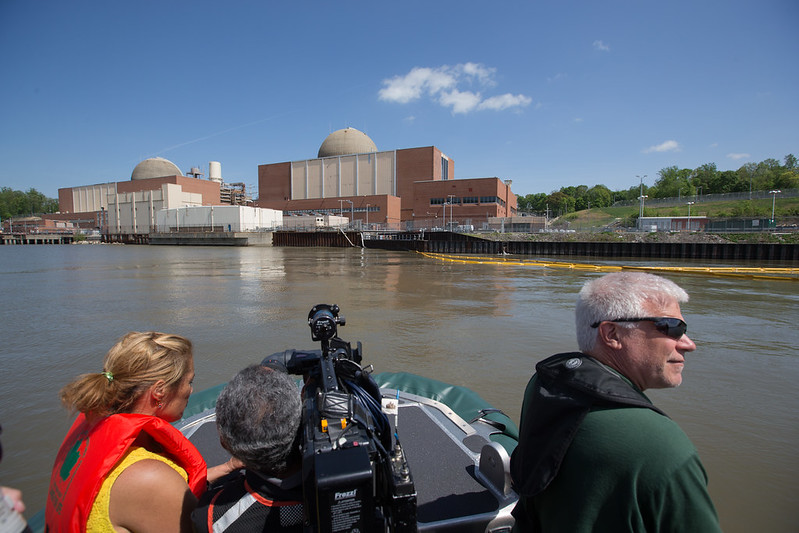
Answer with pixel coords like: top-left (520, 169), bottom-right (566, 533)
top-left (45, 413), bottom-right (207, 532)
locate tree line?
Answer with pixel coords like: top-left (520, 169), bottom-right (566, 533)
top-left (0, 187), bottom-right (60, 221)
top-left (516, 154), bottom-right (799, 216)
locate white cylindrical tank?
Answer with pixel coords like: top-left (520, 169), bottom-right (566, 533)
top-left (209, 161), bottom-right (222, 182)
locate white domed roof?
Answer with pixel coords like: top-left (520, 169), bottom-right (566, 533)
top-left (131, 157), bottom-right (183, 180)
top-left (318, 128), bottom-right (377, 158)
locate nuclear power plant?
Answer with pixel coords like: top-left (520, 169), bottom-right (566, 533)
top-left (27, 127), bottom-right (518, 241)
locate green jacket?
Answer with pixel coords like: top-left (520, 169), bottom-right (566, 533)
top-left (511, 353), bottom-right (721, 533)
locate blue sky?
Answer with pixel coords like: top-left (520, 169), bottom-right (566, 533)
top-left (1, 1), bottom-right (796, 200)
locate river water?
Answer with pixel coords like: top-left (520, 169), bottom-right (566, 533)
top-left (0, 245), bottom-right (797, 532)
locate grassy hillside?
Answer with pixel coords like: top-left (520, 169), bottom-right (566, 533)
top-left (559, 196), bottom-right (799, 230)
top-left (504, 196), bottom-right (799, 245)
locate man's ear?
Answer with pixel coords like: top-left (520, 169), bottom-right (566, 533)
top-left (598, 322), bottom-right (623, 350)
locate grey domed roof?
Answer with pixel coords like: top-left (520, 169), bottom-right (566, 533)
top-left (131, 157), bottom-right (183, 180)
top-left (317, 128), bottom-right (377, 158)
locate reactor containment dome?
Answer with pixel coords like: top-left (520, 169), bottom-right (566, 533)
top-left (131, 157), bottom-right (183, 180)
top-left (317, 127), bottom-right (377, 158)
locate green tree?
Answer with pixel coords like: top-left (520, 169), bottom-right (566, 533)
top-left (652, 166), bottom-right (692, 198)
top-left (517, 192), bottom-right (548, 213)
top-left (527, 192), bottom-right (549, 213)
top-left (0, 187), bottom-right (59, 219)
top-left (547, 191), bottom-right (573, 216)
top-left (587, 185), bottom-right (612, 208)
top-left (515, 153), bottom-right (795, 209)
top-left (690, 163), bottom-right (718, 197)
top-left (707, 170), bottom-right (740, 194)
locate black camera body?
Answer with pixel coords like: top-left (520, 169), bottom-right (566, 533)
top-left (262, 305), bottom-right (417, 533)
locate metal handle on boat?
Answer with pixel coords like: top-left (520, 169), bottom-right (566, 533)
top-left (470, 408), bottom-right (508, 432)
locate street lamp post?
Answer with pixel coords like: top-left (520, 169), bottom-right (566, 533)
top-left (365, 204), bottom-right (370, 227)
top-left (545, 203), bottom-right (549, 229)
top-left (447, 195), bottom-right (456, 230)
top-left (636, 175), bottom-right (647, 216)
top-left (426, 211), bottom-right (437, 230)
top-left (339, 199), bottom-right (353, 228)
top-left (638, 195), bottom-right (648, 219)
top-left (686, 201), bottom-right (694, 231)
top-left (769, 190), bottom-right (781, 225)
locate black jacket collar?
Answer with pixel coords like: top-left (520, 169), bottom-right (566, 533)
top-left (510, 352), bottom-right (667, 498)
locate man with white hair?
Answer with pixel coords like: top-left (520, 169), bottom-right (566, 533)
top-left (510, 272), bottom-right (721, 532)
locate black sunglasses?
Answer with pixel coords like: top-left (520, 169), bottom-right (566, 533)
top-left (591, 317), bottom-right (688, 339)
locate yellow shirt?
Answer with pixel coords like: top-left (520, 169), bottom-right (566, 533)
top-left (86, 446), bottom-right (188, 532)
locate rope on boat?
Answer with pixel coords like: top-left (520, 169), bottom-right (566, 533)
top-left (418, 252), bottom-right (799, 281)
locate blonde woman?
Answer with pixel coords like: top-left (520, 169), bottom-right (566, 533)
top-left (45, 332), bottom-right (236, 533)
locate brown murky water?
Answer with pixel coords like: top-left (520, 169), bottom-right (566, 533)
top-left (1, 245), bottom-right (797, 531)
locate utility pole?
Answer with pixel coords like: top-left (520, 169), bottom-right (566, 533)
top-left (769, 190), bottom-right (781, 225)
top-left (636, 175), bottom-right (647, 219)
top-left (447, 195), bottom-right (456, 230)
top-left (545, 203), bottom-right (549, 230)
top-left (345, 200), bottom-right (354, 228)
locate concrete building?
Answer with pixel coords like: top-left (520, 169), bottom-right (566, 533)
top-left (256, 128), bottom-right (516, 230)
top-left (108, 183), bottom-right (204, 234)
top-left (486, 215), bottom-right (547, 233)
top-left (155, 205), bottom-right (282, 233)
top-left (281, 214), bottom-right (349, 230)
top-left (56, 158), bottom-right (229, 239)
top-left (58, 158), bottom-right (221, 215)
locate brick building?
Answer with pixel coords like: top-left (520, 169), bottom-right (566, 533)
top-left (255, 128), bottom-right (517, 230)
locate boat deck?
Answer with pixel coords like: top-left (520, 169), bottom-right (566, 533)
top-left (177, 386), bottom-right (518, 532)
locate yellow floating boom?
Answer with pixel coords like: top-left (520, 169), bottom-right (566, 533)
top-left (418, 252), bottom-right (799, 281)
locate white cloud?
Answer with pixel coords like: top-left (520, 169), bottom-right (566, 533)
top-left (378, 67), bottom-right (455, 104)
top-left (379, 63), bottom-right (531, 114)
top-left (727, 152), bottom-right (750, 160)
top-left (477, 93), bottom-right (532, 111)
top-left (460, 62), bottom-right (496, 86)
top-left (643, 140), bottom-right (681, 153)
top-left (593, 40), bottom-right (610, 52)
top-left (439, 89), bottom-right (482, 114)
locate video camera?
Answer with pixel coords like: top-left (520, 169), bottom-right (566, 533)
top-left (262, 304), bottom-right (417, 533)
